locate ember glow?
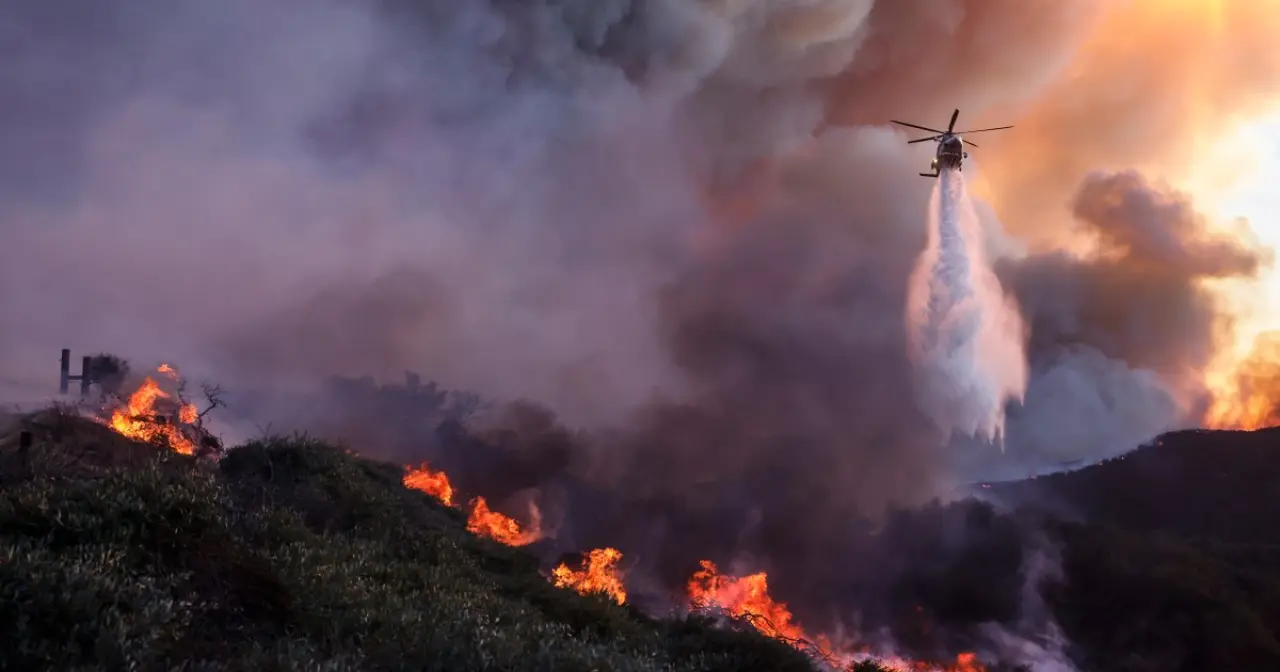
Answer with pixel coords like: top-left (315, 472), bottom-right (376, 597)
top-left (466, 496), bottom-right (543, 547)
top-left (107, 369), bottom-right (199, 455)
top-left (403, 462), bottom-right (455, 506)
top-left (551, 547), bottom-right (627, 605)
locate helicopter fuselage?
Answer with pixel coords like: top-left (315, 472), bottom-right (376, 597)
top-left (929, 135), bottom-right (967, 173)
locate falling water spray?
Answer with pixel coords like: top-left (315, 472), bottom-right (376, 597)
top-left (906, 168), bottom-right (1028, 447)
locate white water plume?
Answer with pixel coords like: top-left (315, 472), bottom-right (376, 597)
top-left (906, 168), bottom-right (1028, 446)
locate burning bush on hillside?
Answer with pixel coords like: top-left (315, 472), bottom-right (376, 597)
top-left (87, 356), bottom-right (225, 459)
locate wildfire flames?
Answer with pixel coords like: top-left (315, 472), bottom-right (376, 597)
top-left (687, 560), bottom-right (807, 642)
top-left (863, 652), bottom-right (985, 672)
top-left (466, 496), bottom-right (543, 546)
top-left (391, 444), bottom-right (994, 669)
top-left (97, 369), bottom-right (988, 670)
top-left (107, 366), bottom-right (199, 455)
top-left (551, 547), bottom-right (627, 605)
top-left (403, 463), bottom-right (455, 506)
top-left (400, 466), bottom-right (544, 547)
top-left (1204, 331), bottom-right (1280, 430)
top-left (683, 560), bottom-right (985, 671)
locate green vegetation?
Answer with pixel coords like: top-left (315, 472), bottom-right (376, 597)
top-left (0, 408), bottom-right (840, 672)
top-left (1045, 520), bottom-right (1280, 672)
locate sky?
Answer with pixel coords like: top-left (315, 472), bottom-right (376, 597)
top-left (1194, 113), bottom-right (1280, 334)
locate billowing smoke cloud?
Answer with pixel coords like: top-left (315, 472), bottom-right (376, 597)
top-left (2, 0), bottom-right (1277, 663)
top-left (976, 170), bottom-right (1271, 477)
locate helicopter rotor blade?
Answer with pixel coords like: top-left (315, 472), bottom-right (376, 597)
top-left (907, 135), bottom-right (941, 144)
top-left (890, 120), bottom-right (945, 134)
top-left (947, 109), bottom-right (959, 133)
top-left (962, 139), bottom-right (979, 148)
top-left (953, 125), bottom-right (1014, 135)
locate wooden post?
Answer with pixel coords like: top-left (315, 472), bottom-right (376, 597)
top-left (58, 349), bottom-right (96, 396)
top-left (59, 349), bottom-right (71, 394)
top-left (80, 356), bottom-right (92, 395)
top-left (18, 430), bottom-right (32, 470)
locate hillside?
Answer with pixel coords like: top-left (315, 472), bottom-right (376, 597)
top-left (5, 406), bottom-right (1280, 672)
top-left (0, 408), bottom-right (831, 672)
top-left (987, 428), bottom-right (1280, 547)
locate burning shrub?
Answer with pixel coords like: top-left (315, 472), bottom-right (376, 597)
top-left (88, 363), bottom-right (228, 461)
top-left (404, 461), bottom-right (455, 505)
top-left (552, 547), bottom-right (628, 605)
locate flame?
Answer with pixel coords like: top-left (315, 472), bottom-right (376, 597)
top-left (1182, 111), bottom-right (1280, 430)
top-left (466, 496), bottom-right (543, 546)
top-left (552, 547), bottom-right (627, 605)
top-left (686, 559), bottom-right (806, 642)
top-left (399, 463), bottom-right (543, 547)
top-left (872, 653), bottom-right (987, 672)
top-left (403, 462), bottom-right (455, 506)
top-left (1204, 330), bottom-right (1280, 429)
top-left (686, 561), bottom-right (987, 671)
top-left (949, 653), bottom-right (985, 672)
top-left (103, 367), bottom-right (987, 670)
top-left (108, 372), bottom-right (198, 455)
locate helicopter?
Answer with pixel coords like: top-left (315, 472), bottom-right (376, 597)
top-left (890, 109), bottom-right (1013, 178)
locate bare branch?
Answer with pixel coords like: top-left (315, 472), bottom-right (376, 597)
top-left (197, 383), bottom-right (225, 425)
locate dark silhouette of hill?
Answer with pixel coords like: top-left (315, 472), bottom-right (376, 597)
top-left (987, 427), bottom-right (1280, 548)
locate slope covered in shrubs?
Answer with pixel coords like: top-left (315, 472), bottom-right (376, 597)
top-left (0, 408), bottom-right (826, 672)
top-left (6, 403), bottom-right (1280, 672)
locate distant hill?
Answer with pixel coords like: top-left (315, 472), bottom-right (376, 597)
top-left (987, 427), bottom-right (1280, 547)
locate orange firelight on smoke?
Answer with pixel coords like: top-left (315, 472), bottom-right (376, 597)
top-left (552, 547), bottom-right (627, 605)
top-left (466, 496), bottom-right (543, 547)
top-left (849, 651), bottom-right (987, 672)
top-left (109, 372), bottom-right (198, 455)
top-left (948, 653), bottom-right (985, 672)
top-left (403, 462), bottom-right (455, 506)
top-left (893, 652), bottom-right (988, 672)
top-left (1204, 331), bottom-right (1280, 430)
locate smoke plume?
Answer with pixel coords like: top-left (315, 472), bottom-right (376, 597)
top-left (907, 168), bottom-right (1027, 444)
top-left (981, 170), bottom-right (1271, 476)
